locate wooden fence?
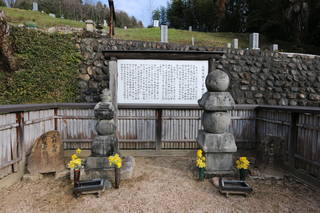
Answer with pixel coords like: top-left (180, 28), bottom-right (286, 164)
top-left (0, 103), bottom-right (319, 184)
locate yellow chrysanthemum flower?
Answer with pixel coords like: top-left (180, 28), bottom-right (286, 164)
top-left (196, 149), bottom-right (203, 158)
top-left (71, 154), bottom-right (78, 160)
top-left (76, 148), bottom-right (82, 154)
top-left (68, 162), bottom-right (75, 169)
top-left (108, 153), bottom-right (122, 168)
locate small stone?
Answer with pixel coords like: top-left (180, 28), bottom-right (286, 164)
top-left (309, 94), bottom-right (320, 101)
top-left (289, 100), bottom-right (297, 106)
top-left (55, 170), bottom-right (69, 179)
top-left (255, 93), bottom-right (263, 98)
top-left (298, 94), bottom-right (306, 99)
top-left (267, 99), bottom-right (277, 105)
top-left (273, 93), bottom-right (281, 99)
top-left (246, 99), bottom-right (255, 104)
top-left (79, 74), bottom-right (90, 81)
top-left (241, 80), bottom-right (250, 85)
top-left (287, 93), bottom-right (297, 99)
top-left (240, 85), bottom-right (249, 90)
top-left (23, 174), bottom-right (43, 181)
top-left (250, 86), bottom-right (257, 91)
top-left (279, 98), bottom-right (288, 106)
top-left (266, 80), bottom-right (274, 87)
top-left (87, 66), bottom-right (93, 75)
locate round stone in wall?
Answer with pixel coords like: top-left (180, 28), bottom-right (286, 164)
top-left (201, 111), bottom-right (231, 134)
top-left (205, 70), bottom-right (230, 92)
top-left (96, 120), bottom-right (116, 135)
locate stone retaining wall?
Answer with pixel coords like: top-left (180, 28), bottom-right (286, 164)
top-left (78, 37), bottom-right (320, 106)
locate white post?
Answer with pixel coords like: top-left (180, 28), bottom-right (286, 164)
top-left (189, 26), bottom-right (192, 31)
top-left (250, 33), bottom-right (260, 50)
top-left (271, 44), bottom-right (278, 51)
top-left (232, 39), bottom-right (238, 49)
top-left (192, 37), bottom-right (195, 46)
top-left (161, 25), bottom-right (168, 43)
top-left (32, 2), bottom-right (38, 11)
top-left (227, 43), bottom-right (231, 48)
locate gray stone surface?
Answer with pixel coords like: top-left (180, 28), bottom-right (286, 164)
top-left (78, 37), bottom-right (320, 107)
top-left (91, 135), bottom-right (117, 157)
top-left (201, 112), bottom-right (231, 134)
top-left (96, 120), bottom-right (116, 135)
top-left (23, 173), bottom-right (43, 181)
top-left (81, 156), bottom-right (135, 181)
top-left (86, 156), bottom-right (110, 169)
top-left (197, 131), bottom-right (237, 153)
top-left (94, 102), bottom-right (115, 120)
top-left (205, 70), bottom-right (230, 92)
top-left (198, 92), bottom-right (235, 111)
top-left (205, 153), bottom-right (235, 175)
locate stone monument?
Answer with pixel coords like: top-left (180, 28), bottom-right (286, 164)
top-left (79, 89), bottom-right (134, 183)
top-left (197, 61), bottom-right (237, 175)
top-left (161, 25), bottom-right (168, 43)
top-left (85, 20), bottom-right (94, 32)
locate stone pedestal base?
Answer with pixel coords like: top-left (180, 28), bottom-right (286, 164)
top-left (70, 156), bottom-right (135, 182)
top-left (197, 130), bottom-right (237, 175)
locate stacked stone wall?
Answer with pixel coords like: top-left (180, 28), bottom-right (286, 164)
top-left (78, 37), bottom-right (320, 106)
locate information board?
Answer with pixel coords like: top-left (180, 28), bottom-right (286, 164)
top-left (117, 59), bottom-right (208, 105)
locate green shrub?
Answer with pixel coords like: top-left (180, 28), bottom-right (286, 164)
top-left (0, 27), bottom-right (81, 104)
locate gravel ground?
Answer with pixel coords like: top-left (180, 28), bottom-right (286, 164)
top-left (0, 157), bottom-right (319, 213)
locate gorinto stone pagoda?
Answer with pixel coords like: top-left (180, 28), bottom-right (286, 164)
top-left (197, 62), bottom-right (237, 175)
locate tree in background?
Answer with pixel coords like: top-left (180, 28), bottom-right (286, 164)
top-left (0, 0), bottom-right (6, 6)
top-left (164, 0), bottom-right (320, 47)
top-left (159, 6), bottom-right (167, 25)
top-left (152, 8), bottom-right (160, 21)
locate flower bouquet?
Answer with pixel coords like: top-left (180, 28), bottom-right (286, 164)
top-left (236, 157), bottom-right (250, 181)
top-left (196, 149), bottom-right (206, 181)
top-left (67, 148), bottom-right (82, 187)
top-left (108, 153), bottom-right (122, 188)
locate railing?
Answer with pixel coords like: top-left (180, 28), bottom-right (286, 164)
top-left (0, 103), bottom-right (319, 184)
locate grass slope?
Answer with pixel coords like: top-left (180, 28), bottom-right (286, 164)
top-left (0, 7), bottom-right (85, 28)
top-left (115, 27), bottom-right (251, 48)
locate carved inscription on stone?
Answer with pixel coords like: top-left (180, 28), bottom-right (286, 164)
top-left (117, 60), bottom-right (208, 105)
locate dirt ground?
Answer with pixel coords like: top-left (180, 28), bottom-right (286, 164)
top-left (0, 157), bottom-right (319, 213)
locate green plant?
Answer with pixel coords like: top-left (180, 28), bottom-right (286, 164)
top-left (0, 27), bottom-right (81, 104)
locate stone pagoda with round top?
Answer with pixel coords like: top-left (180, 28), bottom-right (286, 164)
top-left (197, 62), bottom-right (237, 175)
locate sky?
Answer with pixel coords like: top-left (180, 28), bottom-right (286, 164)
top-left (102, 0), bottom-right (169, 27)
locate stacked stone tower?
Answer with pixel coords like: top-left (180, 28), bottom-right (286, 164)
top-left (197, 62), bottom-right (237, 175)
top-left (91, 89), bottom-right (117, 157)
top-left (85, 89), bottom-right (117, 170)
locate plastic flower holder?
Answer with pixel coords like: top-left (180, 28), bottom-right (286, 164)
top-left (115, 167), bottom-right (120, 189)
top-left (239, 169), bottom-right (248, 181)
top-left (74, 169), bottom-right (80, 187)
top-left (199, 168), bottom-right (205, 181)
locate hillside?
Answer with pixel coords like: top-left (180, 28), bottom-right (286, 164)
top-left (0, 7), bottom-right (85, 28)
top-left (1, 7), bottom-right (319, 54)
top-left (0, 7), bottom-right (254, 49)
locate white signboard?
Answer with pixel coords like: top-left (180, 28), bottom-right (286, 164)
top-left (117, 60), bottom-right (208, 105)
